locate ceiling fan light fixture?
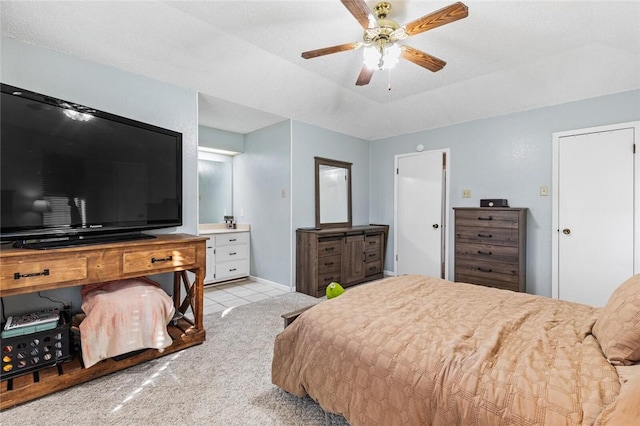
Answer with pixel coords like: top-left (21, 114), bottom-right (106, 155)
top-left (363, 41), bottom-right (401, 70)
top-left (301, 1), bottom-right (468, 86)
top-left (381, 42), bottom-right (401, 69)
top-left (363, 45), bottom-right (381, 69)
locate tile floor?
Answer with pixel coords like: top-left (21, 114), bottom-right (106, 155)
top-left (202, 278), bottom-right (291, 315)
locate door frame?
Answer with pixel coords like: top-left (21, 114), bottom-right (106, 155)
top-left (551, 121), bottom-right (640, 299)
top-left (393, 148), bottom-right (451, 278)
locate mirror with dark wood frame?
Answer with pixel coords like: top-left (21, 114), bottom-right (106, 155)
top-left (315, 157), bottom-right (352, 229)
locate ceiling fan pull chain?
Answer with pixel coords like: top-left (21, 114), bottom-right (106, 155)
top-left (388, 68), bottom-right (393, 91)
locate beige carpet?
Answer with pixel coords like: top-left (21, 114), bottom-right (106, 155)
top-left (0, 292), bottom-right (350, 425)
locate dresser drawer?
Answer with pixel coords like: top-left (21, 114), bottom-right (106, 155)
top-left (455, 242), bottom-right (519, 263)
top-left (318, 254), bottom-right (341, 273)
top-left (215, 232), bottom-right (249, 246)
top-left (455, 209), bottom-right (521, 229)
top-left (216, 244), bottom-right (248, 262)
top-left (365, 249), bottom-right (380, 263)
top-left (123, 247), bottom-right (196, 274)
top-left (1, 257), bottom-right (88, 292)
top-left (365, 260), bottom-right (382, 276)
top-left (455, 259), bottom-right (519, 288)
top-left (318, 271), bottom-right (341, 288)
top-left (364, 233), bottom-right (382, 250)
top-left (455, 227), bottom-right (520, 246)
top-left (318, 238), bottom-right (342, 257)
top-left (456, 272), bottom-right (519, 292)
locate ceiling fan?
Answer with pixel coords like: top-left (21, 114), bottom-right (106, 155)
top-left (301, 0), bottom-right (468, 86)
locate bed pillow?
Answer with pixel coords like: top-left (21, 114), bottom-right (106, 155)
top-left (79, 277), bottom-right (175, 368)
top-left (593, 274), bottom-right (640, 365)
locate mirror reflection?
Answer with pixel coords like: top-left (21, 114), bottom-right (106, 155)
top-left (315, 157), bottom-right (352, 228)
top-left (198, 152), bottom-right (232, 223)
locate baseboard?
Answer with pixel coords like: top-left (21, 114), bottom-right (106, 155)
top-left (249, 275), bottom-right (293, 292)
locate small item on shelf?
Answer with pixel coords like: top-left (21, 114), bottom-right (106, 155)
top-left (479, 198), bottom-right (509, 207)
top-left (224, 215), bottom-right (236, 229)
top-left (2, 309), bottom-right (60, 338)
top-left (0, 312), bottom-right (71, 380)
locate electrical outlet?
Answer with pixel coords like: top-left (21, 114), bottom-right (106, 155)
top-left (540, 186), bottom-right (548, 196)
top-left (462, 189), bottom-right (471, 198)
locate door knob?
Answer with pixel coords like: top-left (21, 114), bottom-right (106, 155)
top-left (432, 224), bottom-right (439, 229)
top-left (562, 228), bottom-right (571, 235)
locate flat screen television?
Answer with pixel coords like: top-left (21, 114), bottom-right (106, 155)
top-left (1, 83), bottom-right (183, 249)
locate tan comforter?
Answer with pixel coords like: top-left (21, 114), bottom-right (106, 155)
top-left (272, 275), bottom-right (621, 425)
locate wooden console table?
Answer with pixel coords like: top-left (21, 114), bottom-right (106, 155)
top-left (0, 233), bottom-right (207, 410)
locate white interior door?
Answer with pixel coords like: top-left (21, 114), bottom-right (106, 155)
top-left (395, 150), bottom-right (448, 278)
top-left (553, 124), bottom-right (637, 306)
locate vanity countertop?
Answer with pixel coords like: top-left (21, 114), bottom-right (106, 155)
top-left (198, 223), bottom-right (250, 235)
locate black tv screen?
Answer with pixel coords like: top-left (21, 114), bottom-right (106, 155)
top-left (1, 83), bottom-right (182, 247)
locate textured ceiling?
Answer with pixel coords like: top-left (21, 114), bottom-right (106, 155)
top-left (2, 1), bottom-right (639, 140)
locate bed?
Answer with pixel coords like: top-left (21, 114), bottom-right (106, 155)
top-left (272, 274), bottom-right (640, 425)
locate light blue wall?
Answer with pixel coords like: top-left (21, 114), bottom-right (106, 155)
top-left (207, 120), bottom-right (369, 288)
top-left (233, 121), bottom-right (291, 285)
top-left (291, 121), bottom-right (370, 231)
top-left (370, 89), bottom-right (640, 297)
top-left (1, 37), bottom-right (198, 314)
top-left (199, 125), bottom-right (244, 153)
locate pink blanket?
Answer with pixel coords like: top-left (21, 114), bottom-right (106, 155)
top-left (80, 277), bottom-right (175, 368)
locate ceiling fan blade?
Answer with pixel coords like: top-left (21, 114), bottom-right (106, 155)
top-left (404, 2), bottom-right (468, 37)
top-left (302, 42), bottom-right (362, 59)
top-left (355, 66), bottom-right (374, 86)
top-left (401, 46), bottom-right (446, 72)
top-left (341, 0), bottom-right (376, 29)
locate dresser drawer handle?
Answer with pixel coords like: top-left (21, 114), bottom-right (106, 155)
top-left (324, 247), bottom-right (335, 252)
top-left (324, 262), bottom-right (334, 266)
top-left (14, 269), bottom-right (50, 280)
top-left (477, 250), bottom-right (493, 255)
top-left (368, 253), bottom-right (376, 258)
top-left (323, 276), bottom-right (334, 283)
top-left (229, 238), bottom-right (237, 242)
top-left (151, 256), bottom-right (173, 263)
top-left (477, 216), bottom-right (493, 221)
top-left (478, 267), bottom-right (493, 273)
top-left (229, 268), bottom-right (237, 272)
top-left (229, 252), bottom-right (237, 256)
top-left (477, 233), bottom-right (493, 238)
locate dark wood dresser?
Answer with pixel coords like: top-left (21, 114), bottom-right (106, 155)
top-left (296, 225), bottom-right (387, 297)
top-left (454, 208), bottom-right (527, 292)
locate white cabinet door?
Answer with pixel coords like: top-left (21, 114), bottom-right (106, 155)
top-left (205, 239), bottom-right (215, 284)
top-left (553, 124), bottom-right (637, 306)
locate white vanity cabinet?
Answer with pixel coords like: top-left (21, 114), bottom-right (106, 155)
top-left (204, 231), bottom-right (250, 284)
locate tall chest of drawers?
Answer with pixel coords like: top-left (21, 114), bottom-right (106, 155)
top-left (454, 208), bottom-right (527, 292)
